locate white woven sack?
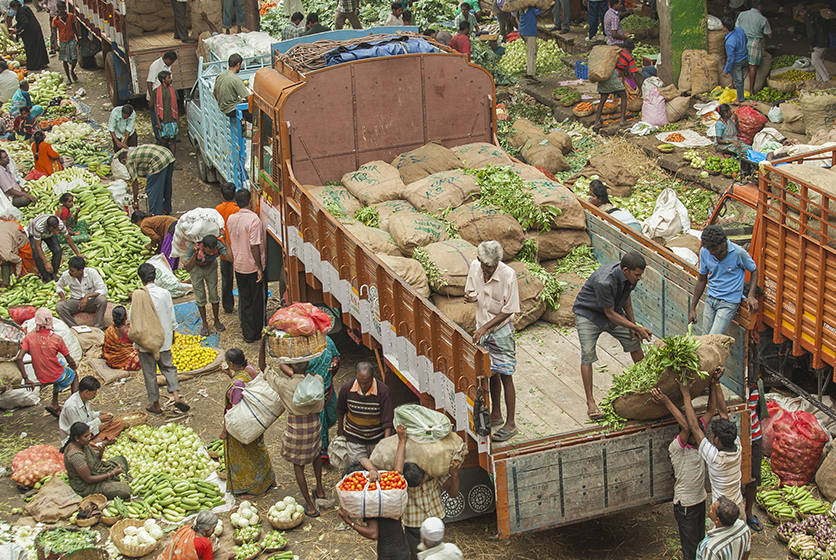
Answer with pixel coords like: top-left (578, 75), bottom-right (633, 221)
top-left (335, 472), bottom-right (408, 520)
top-left (224, 374), bottom-right (285, 444)
top-left (170, 208), bottom-right (225, 258)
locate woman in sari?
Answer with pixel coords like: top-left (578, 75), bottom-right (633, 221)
top-left (10, 80), bottom-right (43, 118)
top-left (307, 335), bottom-right (340, 464)
top-left (63, 421), bottom-right (131, 499)
top-left (9, 1), bottom-right (49, 71)
top-left (32, 130), bottom-right (62, 176)
top-left (103, 306), bottom-right (140, 371)
top-left (157, 511), bottom-right (229, 560)
top-left (219, 348), bottom-right (276, 497)
top-left (714, 103), bottom-right (750, 157)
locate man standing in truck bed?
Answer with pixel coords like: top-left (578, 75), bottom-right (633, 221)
top-left (573, 251), bottom-right (652, 421)
top-left (213, 54), bottom-right (251, 121)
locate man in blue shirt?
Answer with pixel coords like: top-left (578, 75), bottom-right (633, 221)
top-left (518, 7), bottom-right (541, 83)
top-left (722, 17), bottom-right (749, 105)
top-left (689, 225), bottom-right (758, 335)
top-left (573, 251), bottom-right (652, 420)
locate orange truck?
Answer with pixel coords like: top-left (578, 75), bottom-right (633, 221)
top-left (248, 32), bottom-right (752, 538)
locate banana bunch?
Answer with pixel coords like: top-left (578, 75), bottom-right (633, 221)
top-left (785, 486), bottom-right (831, 516)
top-left (789, 534), bottom-right (820, 558)
top-left (758, 489), bottom-right (795, 519)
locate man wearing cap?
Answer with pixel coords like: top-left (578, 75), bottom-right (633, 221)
top-left (417, 517), bottom-right (464, 560)
top-left (797, 5), bottom-right (833, 82)
top-left (735, 0), bottom-right (772, 94)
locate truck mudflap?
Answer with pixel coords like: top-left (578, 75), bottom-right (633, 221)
top-left (492, 407), bottom-right (750, 538)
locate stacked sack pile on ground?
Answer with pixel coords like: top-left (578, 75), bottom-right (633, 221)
top-left (308, 138), bottom-right (595, 334)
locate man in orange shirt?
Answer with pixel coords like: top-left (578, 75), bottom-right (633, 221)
top-left (215, 183), bottom-right (239, 314)
top-left (52, 2), bottom-right (80, 85)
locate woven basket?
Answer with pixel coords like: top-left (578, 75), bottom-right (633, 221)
top-left (0, 318), bottom-right (24, 360)
top-left (768, 510), bottom-right (796, 525)
top-left (767, 77), bottom-right (799, 93)
top-left (233, 527), bottom-right (263, 546)
top-left (217, 469), bottom-right (227, 480)
top-left (75, 514), bottom-right (100, 527)
top-left (602, 102), bottom-right (618, 115)
top-left (101, 513), bottom-right (121, 526)
top-left (268, 514), bottom-right (304, 530)
top-left (80, 494), bottom-right (107, 510)
top-left (559, 99), bottom-right (577, 107)
top-left (119, 410), bottom-right (149, 430)
top-left (266, 331), bottom-right (327, 362)
top-left (111, 519), bottom-right (159, 558)
top-left (573, 107), bottom-right (595, 117)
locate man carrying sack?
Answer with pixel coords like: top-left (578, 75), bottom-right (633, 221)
top-left (129, 263), bottom-right (190, 415)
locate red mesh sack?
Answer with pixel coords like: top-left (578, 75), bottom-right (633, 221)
top-left (24, 169), bottom-right (46, 181)
top-left (771, 410), bottom-right (829, 486)
top-left (761, 400), bottom-right (783, 456)
top-left (268, 302), bottom-right (332, 336)
top-left (11, 445), bottom-right (66, 487)
top-left (734, 106), bottom-right (767, 147)
top-left (9, 306), bottom-right (36, 325)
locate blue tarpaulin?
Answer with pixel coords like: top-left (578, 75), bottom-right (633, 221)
top-left (174, 302), bottom-right (220, 348)
top-left (325, 37), bottom-right (436, 66)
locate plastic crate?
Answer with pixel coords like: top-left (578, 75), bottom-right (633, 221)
top-left (575, 61), bottom-right (588, 80)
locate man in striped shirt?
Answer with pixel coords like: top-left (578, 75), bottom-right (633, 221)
top-left (127, 144), bottom-right (176, 216)
top-left (336, 362), bottom-right (394, 461)
top-left (696, 497), bottom-right (751, 560)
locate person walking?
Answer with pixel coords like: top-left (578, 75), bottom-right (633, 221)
top-left (146, 50), bottom-right (177, 145)
top-left (227, 189), bottom-right (266, 343)
top-left (108, 105), bottom-right (137, 151)
top-left (518, 6), bottom-right (540, 84)
top-left (336, 362), bottom-right (394, 461)
top-left (306, 335), bottom-right (339, 464)
top-left (220, 347), bottom-right (276, 497)
top-left (335, 0), bottom-right (362, 29)
top-left (154, 70), bottom-right (179, 158)
top-left (215, 183), bottom-right (238, 313)
top-left (573, 252), bottom-right (652, 420)
top-left (183, 234), bottom-right (230, 336)
top-left (127, 144), bottom-right (175, 216)
top-left (688, 225), bottom-right (758, 335)
top-left (131, 263), bottom-right (189, 415)
top-left (54, 256), bottom-right (108, 329)
top-left (52, 2), bottom-right (79, 84)
top-left (16, 307), bottom-right (79, 418)
top-left (797, 5), bottom-right (832, 82)
top-left (743, 373), bottom-right (768, 533)
top-left (552, 0), bottom-right (570, 33)
top-left (696, 498), bottom-right (751, 560)
top-left (735, 0), bottom-right (771, 94)
top-left (464, 240), bottom-right (521, 443)
top-left (27, 214), bottom-right (84, 282)
top-left (722, 17), bottom-right (749, 105)
top-left (9, 0), bottom-right (49, 71)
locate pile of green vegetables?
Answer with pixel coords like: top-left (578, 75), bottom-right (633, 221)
top-left (721, 158), bottom-right (740, 176)
top-left (468, 165), bottom-right (561, 231)
top-left (600, 327), bottom-right (706, 430)
top-left (471, 38), bottom-right (515, 86)
top-left (621, 15), bottom-right (659, 28)
top-left (771, 54), bottom-right (800, 70)
top-left (551, 245), bottom-right (599, 278)
top-left (498, 38), bottom-right (566, 75)
top-left (750, 86), bottom-right (794, 103)
top-left (632, 42), bottom-right (659, 57)
top-left (36, 527), bottom-right (97, 555)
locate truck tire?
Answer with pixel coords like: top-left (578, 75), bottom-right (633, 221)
top-left (197, 146), bottom-right (218, 184)
top-left (104, 52), bottom-right (128, 106)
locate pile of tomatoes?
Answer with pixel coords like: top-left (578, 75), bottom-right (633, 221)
top-left (339, 471), bottom-right (407, 492)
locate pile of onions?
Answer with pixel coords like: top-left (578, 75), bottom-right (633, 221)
top-left (12, 445), bottom-right (66, 487)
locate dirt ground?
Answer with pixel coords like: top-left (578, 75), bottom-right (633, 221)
top-left (0, 7), bottom-right (805, 560)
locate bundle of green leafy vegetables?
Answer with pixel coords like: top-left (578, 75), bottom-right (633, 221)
top-left (467, 165), bottom-right (562, 231)
top-left (471, 38), bottom-right (515, 86)
top-left (599, 326), bottom-right (706, 430)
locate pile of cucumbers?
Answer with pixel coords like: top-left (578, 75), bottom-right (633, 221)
top-left (130, 473), bottom-right (226, 523)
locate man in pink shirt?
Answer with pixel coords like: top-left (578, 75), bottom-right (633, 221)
top-left (227, 189), bottom-right (266, 343)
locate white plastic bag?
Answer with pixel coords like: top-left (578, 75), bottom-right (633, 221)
top-left (768, 106), bottom-right (784, 123)
top-left (792, 57), bottom-right (811, 70)
top-left (707, 15), bottom-right (723, 31)
top-left (670, 246), bottom-right (698, 265)
top-left (146, 254), bottom-right (191, 298)
top-left (694, 100), bottom-right (719, 116)
top-left (641, 188), bottom-right (690, 241)
top-left (170, 208), bottom-right (225, 259)
top-left (224, 374), bottom-right (285, 444)
top-left (0, 387), bottom-right (40, 409)
top-left (52, 177), bottom-right (87, 196)
top-left (0, 542), bottom-right (28, 560)
top-left (107, 180), bottom-right (128, 205)
top-left (292, 373), bottom-right (324, 406)
top-left (641, 88), bottom-right (668, 127)
top-left (628, 122), bottom-right (658, 136)
top-left (393, 404), bottom-right (452, 443)
top-left (753, 127), bottom-right (785, 152)
top-left (0, 192), bottom-right (22, 222)
top-left (336, 470), bottom-right (408, 519)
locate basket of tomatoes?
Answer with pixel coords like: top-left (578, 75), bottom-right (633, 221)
top-left (336, 470), bottom-right (408, 519)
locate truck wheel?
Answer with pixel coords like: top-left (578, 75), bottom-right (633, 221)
top-left (197, 147), bottom-right (216, 184)
top-left (80, 55), bottom-right (96, 70)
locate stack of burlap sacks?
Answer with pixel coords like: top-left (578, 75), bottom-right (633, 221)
top-left (309, 136), bottom-right (594, 335)
top-left (124, 0), bottom-right (222, 39)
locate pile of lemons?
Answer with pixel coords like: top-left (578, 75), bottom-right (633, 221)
top-left (170, 333), bottom-right (217, 371)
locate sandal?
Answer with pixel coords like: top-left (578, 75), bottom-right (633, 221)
top-left (200, 326), bottom-right (211, 336)
top-left (146, 405), bottom-right (163, 415)
top-left (44, 406), bottom-right (60, 418)
top-left (490, 419), bottom-right (504, 428)
top-left (214, 322), bottom-right (226, 332)
top-left (587, 408), bottom-right (604, 421)
top-left (492, 427), bottom-right (518, 442)
top-left (747, 516), bottom-right (763, 532)
top-left (174, 401), bottom-right (191, 412)
top-left (305, 508), bottom-right (320, 518)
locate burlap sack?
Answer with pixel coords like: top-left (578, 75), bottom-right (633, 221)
top-left (88, 358), bottom-right (131, 385)
top-left (521, 142), bottom-right (571, 174)
top-left (712, 55), bottom-right (733, 88)
top-left (370, 432), bottom-right (468, 478)
top-left (127, 286), bottom-right (164, 361)
top-left (780, 102), bottom-right (806, 135)
top-left (431, 294), bottom-right (477, 334)
top-left (525, 228), bottom-right (591, 260)
top-left (540, 271), bottom-right (586, 327)
top-left (422, 239), bottom-right (478, 295)
top-left (501, 0), bottom-right (554, 11)
top-left (588, 45), bottom-right (622, 83)
top-left (800, 90), bottom-right (836, 137)
top-left (158, 350), bottom-right (223, 384)
top-left (667, 234), bottom-right (701, 256)
top-left (611, 334), bottom-right (735, 421)
top-left (342, 161), bottom-right (406, 205)
top-left (72, 327), bottom-right (105, 359)
top-left (340, 219), bottom-right (402, 256)
top-left (451, 142), bottom-right (512, 168)
top-left (811, 128), bottom-right (836, 144)
top-left (377, 253), bottom-right (431, 297)
top-left (743, 51), bottom-right (771, 93)
top-left (508, 261), bottom-right (545, 330)
top-left (402, 170), bottom-right (479, 214)
top-left (391, 142), bottom-right (463, 185)
top-left (748, 101), bottom-right (773, 117)
top-left (707, 30), bottom-right (726, 59)
top-left (388, 211), bottom-right (450, 256)
top-left (189, 0), bottom-right (223, 39)
top-left (678, 50), bottom-right (718, 95)
top-left (546, 130), bottom-right (573, 155)
top-left (309, 185), bottom-right (363, 218)
top-left (24, 478), bottom-right (81, 523)
top-left (127, 0), bottom-right (166, 14)
top-left (506, 119), bottom-right (547, 151)
top-left (372, 200), bottom-right (418, 232)
top-left (447, 202), bottom-right (525, 261)
top-left (507, 162), bottom-right (549, 181)
top-left (527, 180), bottom-right (586, 230)
top-left (657, 84), bottom-right (680, 101)
top-left (666, 96), bottom-right (691, 123)
top-left (572, 156), bottom-right (637, 197)
top-left (816, 446), bottom-right (836, 502)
